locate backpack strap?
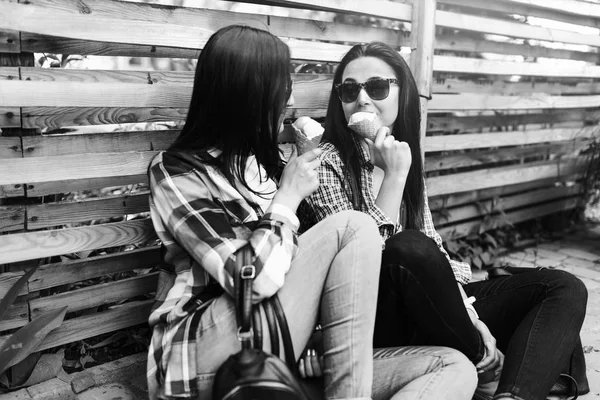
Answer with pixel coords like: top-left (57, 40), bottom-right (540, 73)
top-left (271, 294), bottom-right (297, 371)
top-left (263, 300), bottom-right (280, 357)
top-left (234, 247), bottom-right (255, 349)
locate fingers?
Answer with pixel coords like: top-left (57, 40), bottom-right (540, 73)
top-left (300, 349), bottom-right (324, 378)
top-left (289, 144), bottom-right (298, 162)
top-left (474, 320), bottom-right (500, 373)
top-left (298, 358), bottom-right (306, 379)
top-left (373, 127), bottom-right (390, 147)
top-left (304, 350), bottom-right (315, 377)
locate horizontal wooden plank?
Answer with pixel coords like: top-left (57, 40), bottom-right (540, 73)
top-left (0, 271), bottom-right (27, 299)
top-left (0, 67), bottom-right (19, 79)
top-left (497, 0), bottom-right (600, 19)
top-left (428, 172), bottom-right (583, 210)
top-left (26, 174), bottom-right (148, 198)
top-left (20, 68), bottom-right (194, 85)
top-left (426, 158), bottom-right (587, 197)
top-left (434, 55), bottom-right (600, 78)
top-left (28, 246), bottom-right (161, 292)
top-left (440, 0), bottom-right (600, 30)
top-left (424, 126), bottom-right (599, 152)
top-left (3, 72), bottom-right (332, 109)
top-left (226, 0), bottom-right (413, 21)
top-left (0, 219), bottom-right (157, 264)
top-left (425, 140), bottom-right (592, 172)
top-left (21, 32), bottom-right (201, 59)
top-left (438, 196), bottom-right (581, 240)
top-left (0, 0), bottom-right (382, 63)
top-left (0, 136), bottom-right (22, 158)
top-left (426, 109), bottom-right (600, 133)
top-left (21, 130), bottom-right (176, 157)
top-left (22, 107), bottom-right (188, 130)
top-left (0, 300), bottom-right (154, 352)
top-left (30, 273), bottom-right (158, 319)
top-left (0, 302), bottom-right (29, 332)
top-left (430, 93), bottom-right (600, 111)
top-left (27, 192), bottom-right (149, 229)
top-left (437, 35), bottom-right (600, 63)
top-left (436, 9), bottom-right (600, 47)
top-left (0, 151), bottom-right (157, 185)
top-left (0, 205), bottom-right (25, 232)
top-left (21, 107), bottom-right (328, 130)
top-left (0, 29), bottom-right (20, 53)
top-left (432, 77), bottom-right (600, 96)
top-left (433, 183), bottom-right (583, 226)
top-left (0, 107), bottom-right (20, 128)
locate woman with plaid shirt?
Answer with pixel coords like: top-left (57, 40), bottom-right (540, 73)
top-left (300, 42), bottom-right (587, 400)
top-left (146, 26), bottom-right (478, 400)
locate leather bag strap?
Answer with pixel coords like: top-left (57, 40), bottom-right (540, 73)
top-left (263, 299), bottom-right (280, 357)
top-left (234, 247), bottom-right (255, 349)
top-left (271, 294), bottom-right (297, 371)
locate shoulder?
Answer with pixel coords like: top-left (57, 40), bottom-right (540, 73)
top-left (318, 142), bottom-right (343, 166)
top-left (149, 150), bottom-right (211, 184)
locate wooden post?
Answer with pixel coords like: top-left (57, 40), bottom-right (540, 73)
top-left (409, 0), bottom-right (437, 161)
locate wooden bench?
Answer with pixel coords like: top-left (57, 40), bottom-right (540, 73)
top-left (0, 0), bottom-right (597, 389)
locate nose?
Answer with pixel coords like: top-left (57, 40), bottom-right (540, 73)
top-left (355, 87), bottom-right (371, 105)
top-left (286, 93), bottom-right (295, 108)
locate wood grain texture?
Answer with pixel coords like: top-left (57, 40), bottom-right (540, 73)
top-left (0, 271), bottom-right (26, 299)
top-left (29, 273), bottom-right (158, 319)
top-left (27, 192), bottom-right (149, 229)
top-left (438, 197), bottom-right (581, 239)
top-left (0, 302), bottom-right (29, 332)
top-left (425, 140), bottom-right (591, 172)
top-left (428, 173), bottom-right (582, 210)
top-left (426, 109), bottom-right (600, 133)
top-left (432, 78), bottom-right (600, 96)
top-left (497, 0), bottom-right (600, 19)
top-left (0, 29), bottom-right (20, 53)
top-left (429, 93), bottom-right (600, 111)
top-left (424, 126), bottom-right (599, 152)
top-left (426, 158), bottom-right (587, 197)
top-left (434, 55), bottom-right (600, 78)
top-left (0, 219), bottom-right (157, 264)
top-left (26, 174), bottom-right (148, 198)
top-left (0, 300), bottom-right (154, 352)
top-left (0, 136), bottom-right (22, 158)
top-left (27, 246), bottom-right (161, 292)
top-left (437, 8), bottom-right (600, 47)
top-left (433, 184), bottom-right (583, 226)
top-left (0, 107), bottom-right (21, 128)
top-left (0, 151), bottom-right (156, 185)
top-left (439, 0), bottom-right (600, 29)
top-left (21, 131), bottom-right (177, 157)
top-left (0, 205), bottom-right (25, 232)
top-left (21, 107), bottom-right (188, 130)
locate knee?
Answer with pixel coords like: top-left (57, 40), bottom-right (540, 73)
top-left (544, 269), bottom-right (588, 310)
top-left (383, 230), bottom-right (449, 277)
top-left (335, 210), bottom-right (380, 236)
top-left (442, 349), bottom-right (478, 394)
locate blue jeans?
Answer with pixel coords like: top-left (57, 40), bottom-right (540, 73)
top-left (375, 230), bottom-right (587, 400)
top-left (193, 212), bottom-right (476, 400)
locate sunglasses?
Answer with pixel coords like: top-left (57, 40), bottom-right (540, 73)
top-left (335, 78), bottom-right (399, 103)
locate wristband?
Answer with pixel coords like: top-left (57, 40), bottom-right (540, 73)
top-left (464, 296), bottom-right (479, 320)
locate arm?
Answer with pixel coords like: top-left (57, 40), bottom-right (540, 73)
top-left (149, 152), bottom-right (298, 302)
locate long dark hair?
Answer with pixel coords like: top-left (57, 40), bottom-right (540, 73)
top-left (324, 42), bottom-right (424, 230)
top-left (170, 25), bottom-right (291, 194)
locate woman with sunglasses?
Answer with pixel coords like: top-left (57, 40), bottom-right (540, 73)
top-left (300, 41), bottom-right (587, 400)
top-left (147, 26), bottom-right (478, 400)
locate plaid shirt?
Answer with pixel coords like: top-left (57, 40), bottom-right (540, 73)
top-left (146, 151), bottom-right (299, 399)
top-left (301, 141), bottom-right (471, 285)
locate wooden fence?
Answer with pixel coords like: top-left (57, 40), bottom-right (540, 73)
top-left (0, 0), bottom-right (599, 358)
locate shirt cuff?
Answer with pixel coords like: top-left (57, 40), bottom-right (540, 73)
top-left (267, 203), bottom-right (300, 231)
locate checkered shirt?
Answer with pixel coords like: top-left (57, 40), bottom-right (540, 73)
top-left (301, 141), bottom-right (471, 285)
top-left (146, 151), bottom-right (299, 399)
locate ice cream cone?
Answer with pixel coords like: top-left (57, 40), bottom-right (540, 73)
top-left (347, 112), bottom-right (382, 141)
top-left (292, 117), bottom-right (324, 155)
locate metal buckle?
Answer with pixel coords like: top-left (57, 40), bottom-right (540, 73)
top-left (237, 326), bottom-right (254, 342)
top-left (240, 265), bottom-right (255, 279)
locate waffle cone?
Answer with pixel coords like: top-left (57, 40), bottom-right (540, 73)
top-left (293, 128), bottom-right (322, 155)
top-left (347, 113), bottom-right (382, 141)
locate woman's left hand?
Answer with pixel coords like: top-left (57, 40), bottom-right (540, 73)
top-left (472, 319), bottom-right (503, 374)
top-left (298, 349), bottom-right (323, 379)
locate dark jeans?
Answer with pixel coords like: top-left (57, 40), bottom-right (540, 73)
top-left (374, 230), bottom-right (588, 400)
